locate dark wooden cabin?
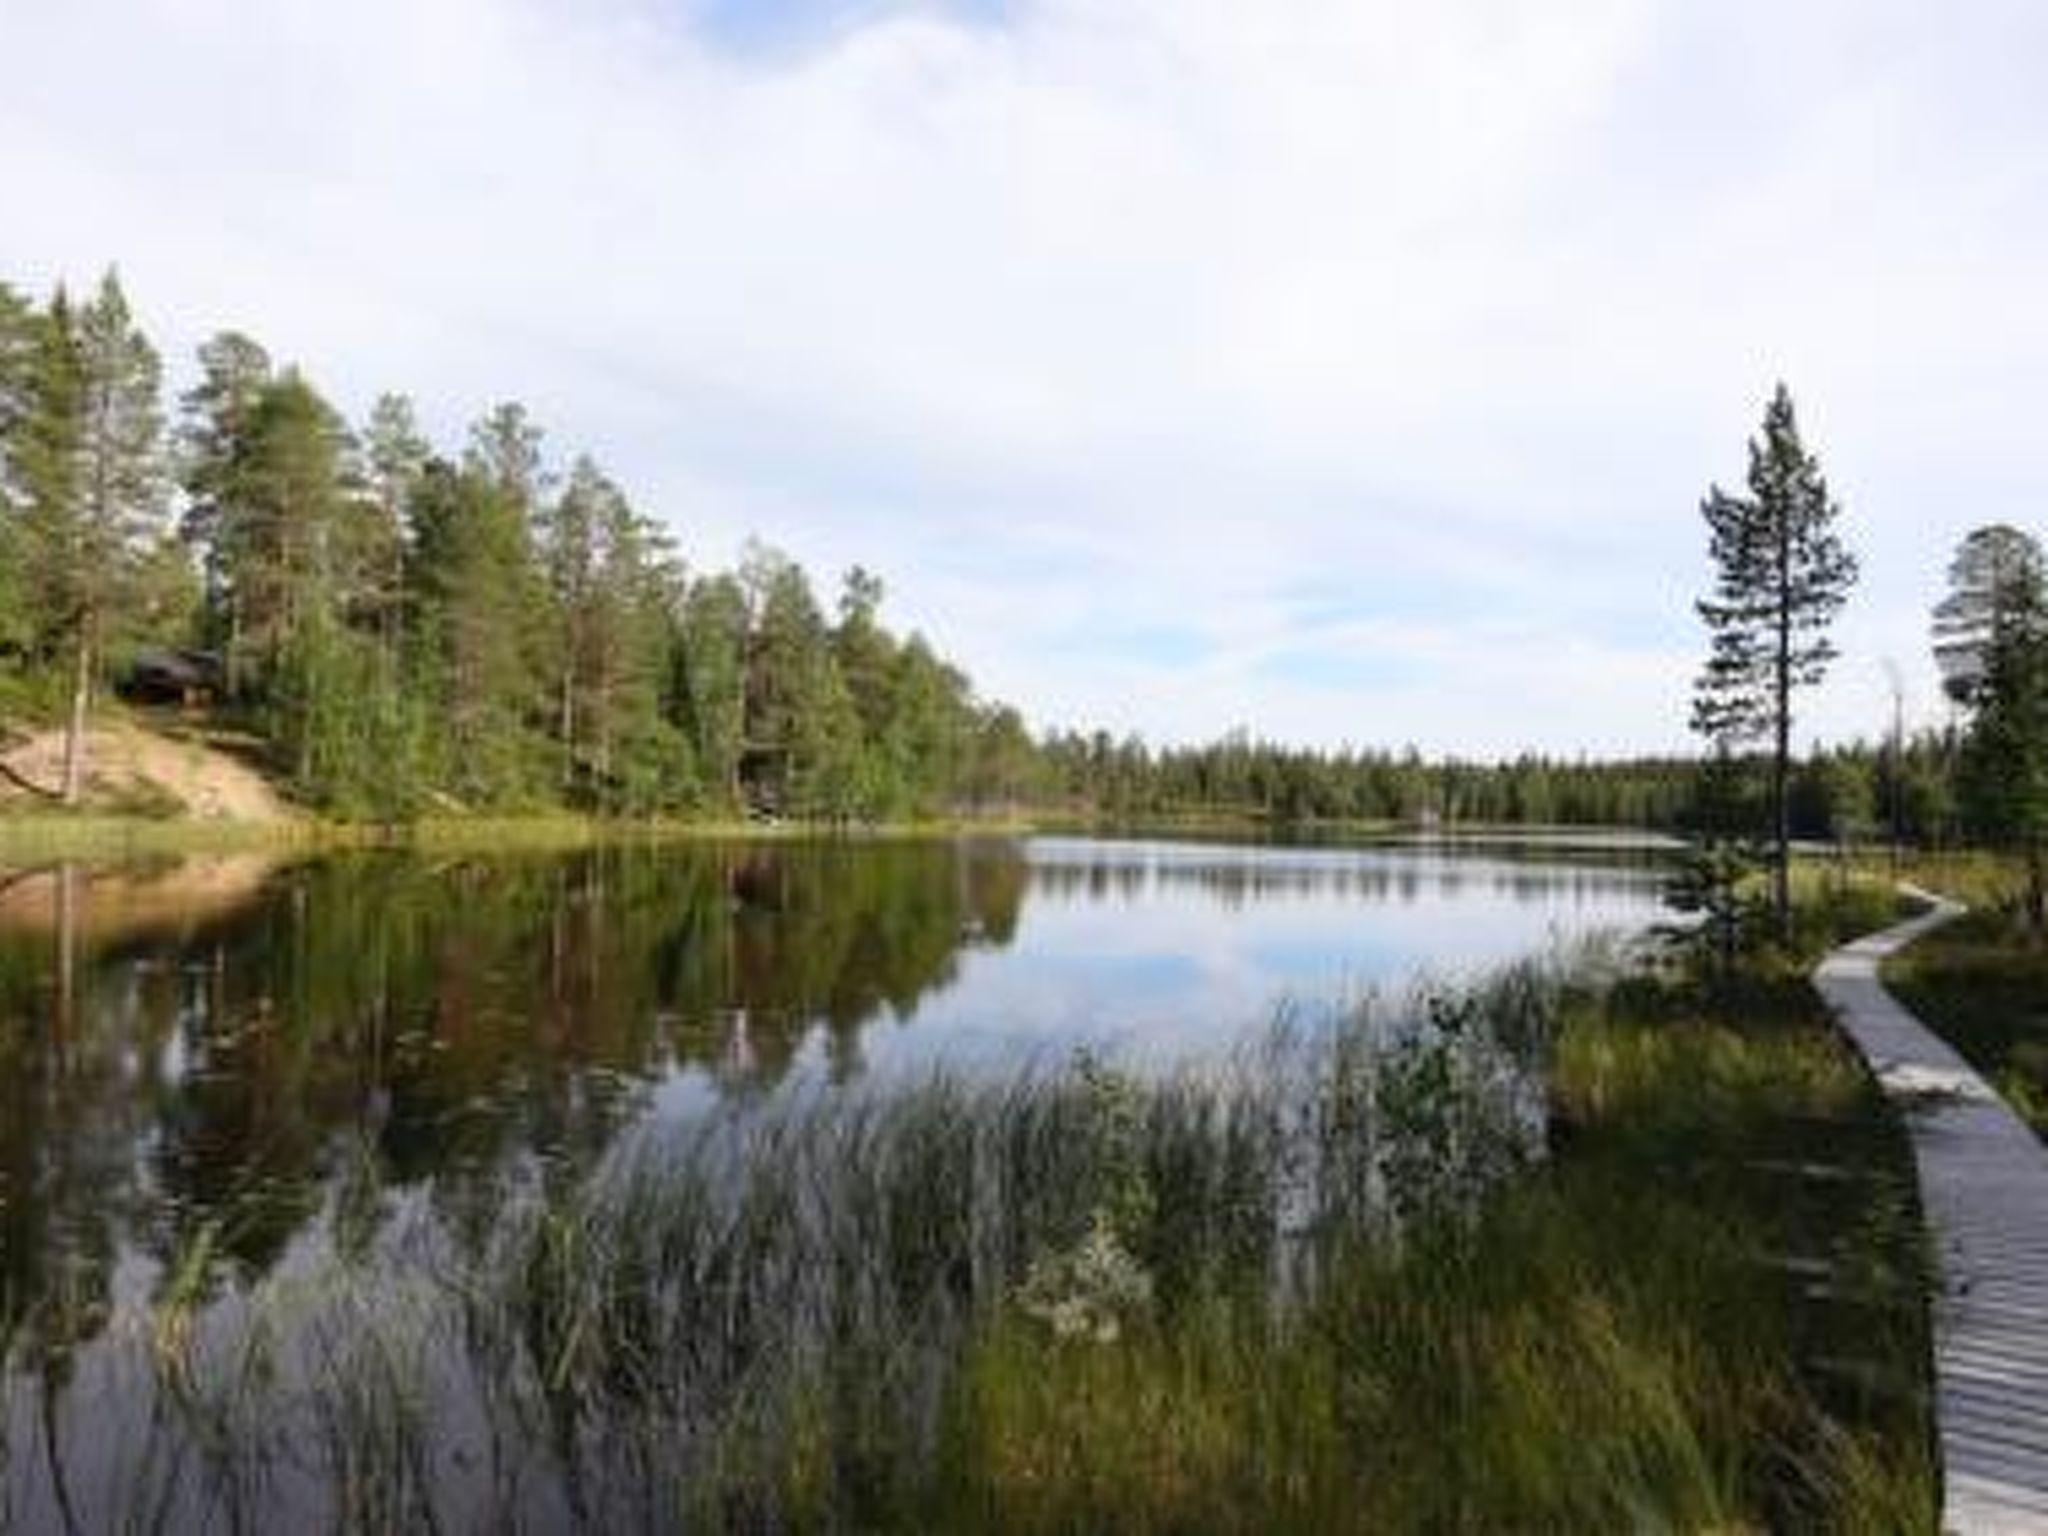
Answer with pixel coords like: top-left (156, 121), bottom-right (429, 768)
top-left (120, 648), bottom-right (223, 709)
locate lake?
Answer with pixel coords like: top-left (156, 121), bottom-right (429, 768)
top-left (0, 834), bottom-right (1668, 1527)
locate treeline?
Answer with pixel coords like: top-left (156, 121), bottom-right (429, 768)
top-left (3, 267), bottom-right (2028, 840)
top-left (0, 270), bottom-right (1038, 818)
top-left (1041, 736), bottom-right (1696, 826)
top-left (1036, 729), bottom-right (1973, 842)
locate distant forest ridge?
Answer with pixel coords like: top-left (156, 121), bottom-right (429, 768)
top-left (0, 268), bottom-right (1938, 833)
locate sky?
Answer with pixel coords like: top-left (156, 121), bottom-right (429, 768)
top-left (3, 0), bottom-right (2045, 756)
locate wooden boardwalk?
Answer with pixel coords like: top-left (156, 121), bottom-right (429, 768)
top-left (1815, 889), bottom-right (2048, 1534)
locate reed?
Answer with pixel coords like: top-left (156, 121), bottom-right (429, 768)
top-left (0, 934), bottom-right (1934, 1531)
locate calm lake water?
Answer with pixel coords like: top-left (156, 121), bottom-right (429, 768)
top-left (0, 836), bottom-right (1666, 1311)
top-left (0, 834), bottom-right (1667, 1526)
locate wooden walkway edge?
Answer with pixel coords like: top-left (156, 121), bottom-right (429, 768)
top-left (1815, 887), bottom-right (2048, 1535)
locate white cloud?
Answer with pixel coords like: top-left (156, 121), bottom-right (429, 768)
top-left (3, 0), bottom-right (2044, 752)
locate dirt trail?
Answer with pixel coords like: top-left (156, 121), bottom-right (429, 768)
top-left (0, 719), bottom-right (293, 822)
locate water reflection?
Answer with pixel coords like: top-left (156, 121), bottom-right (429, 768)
top-left (0, 836), bottom-right (1662, 1369)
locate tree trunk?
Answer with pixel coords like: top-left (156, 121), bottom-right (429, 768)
top-left (2028, 835), bottom-right (2046, 936)
top-left (1773, 556), bottom-right (1793, 945)
top-left (559, 665), bottom-right (575, 796)
top-left (60, 624), bottom-right (93, 806)
top-left (226, 595), bottom-right (244, 701)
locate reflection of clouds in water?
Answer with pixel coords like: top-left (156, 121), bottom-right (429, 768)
top-left (0, 836), bottom-right (1666, 1376)
top-left (855, 838), bottom-right (1665, 1076)
top-left (1023, 836), bottom-right (1666, 909)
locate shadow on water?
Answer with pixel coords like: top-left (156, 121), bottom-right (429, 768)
top-left (0, 841), bottom-right (1033, 1337)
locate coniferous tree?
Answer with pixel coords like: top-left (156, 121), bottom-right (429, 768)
top-left (238, 371), bottom-right (365, 786)
top-left (741, 544), bottom-right (835, 813)
top-left (16, 274), bottom-right (171, 801)
top-left (540, 456), bottom-right (680, 808)
top-left (409, 452), bottom-right (547, 806)
top-left (1958, 552), bottom-right (2048, 927)
top-left (0, 283), bottom-right (40, 655)
top-left (541, 454), bottom-right (602, 794)
top-left (10, 291), bottom-right (85, 683)
top-left (589, 492), bottom-right (683, 813)
top-left (1934, 524), bottom-right (2044, 708)
top-left (4, 262), bottom-right (1909, 834)
top-left (361, 392), bottom-right (430, 674)
top-left (1692, 384), bottom-right (1857, 939)
top-left (675, 573), bottom-right (749, 810)
top-left (883, 636), bottom-right (969, 818)
top-left (178, 331), bottom-right (274, 696)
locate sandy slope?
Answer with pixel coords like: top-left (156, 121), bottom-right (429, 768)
top-left (0, 719), bottom-right (292, 821)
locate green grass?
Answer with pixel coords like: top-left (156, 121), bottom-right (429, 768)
top-left (0, 911), bottom-right (1936, 1531)
top-left (0, 811), bottom-right (325, 860)
top-left (1886, 905), bottom-right (2048, 1136)
top-left (0, 808), bottom-right (1046, 864)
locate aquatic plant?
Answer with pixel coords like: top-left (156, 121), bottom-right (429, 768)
top-left (0, 945), bottom-right (1933, 1531)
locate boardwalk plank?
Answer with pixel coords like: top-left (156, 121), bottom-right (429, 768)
top-left (1816, 890), bottom-right (2048, 1536)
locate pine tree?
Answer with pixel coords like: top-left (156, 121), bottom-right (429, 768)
top-left (0, 283), bottom-right (40, 654)
top-left (236, 371), bottom-right (362, 784)
top-left (740, 544), bottom-right (831, 812)
top-left (15, 273), bottom-right (170, 801)
top-left (361, 392), bottom-right (430, 671)
top-left (540, 456), bottom-right (680, 808)
top-left (540, 455), bottom-right (602, 796)
top-left (1934, 524), bottom-right (2044, 708)
top-left (409, 456), bottom-right (547, 805)
top-left (588, 481), bottom-right (682, 812)
top-left (178, 331), bottom-right (273, 696)
top-left (1959, 553), bottom-right (2048, 927)
top-left (1692, 384), bottom-right (1857, 939)
top-left (675, 573), bottom-right (748, 810)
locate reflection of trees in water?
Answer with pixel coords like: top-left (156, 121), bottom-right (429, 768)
top-left (1027, 850), bottom-right (1661, 909)
top-left (0, 840), bottom-right (1028, 1357)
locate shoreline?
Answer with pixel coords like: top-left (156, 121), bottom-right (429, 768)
top-left (0, 808), bottom-right (1708, 863)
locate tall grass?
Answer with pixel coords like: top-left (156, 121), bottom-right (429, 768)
top-left (0, 944), bottom-right (1933, 1531)
top-left (1886, 905), bottom-right (2048, 1135)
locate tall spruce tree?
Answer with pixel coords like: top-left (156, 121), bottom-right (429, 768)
top-left (1692, 384), bottom-right (1857, 939)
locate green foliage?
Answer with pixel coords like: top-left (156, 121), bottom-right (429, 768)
top-left (1888, 907), bottom-right (2048, 1137)
top-left (1957, 559), bottom-right (2048, 924)
top-left (1692, 383), bottom-right (1859, 936)
top-left (0, 282), bottom-right (39, 656)
top-left (1933, 523), bottom-right (2044, 707)
top-left (674, 572), bottom-right (749, 809)
top-left (1692, 384), bottom-right (1858, 746)
top-left (0, 272), bottom-right (177, 798)
top-left (0, 266), bottom-right (1979, 856)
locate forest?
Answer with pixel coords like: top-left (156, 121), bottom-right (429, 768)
top-left (0, 269), bottom-right (2024, 844)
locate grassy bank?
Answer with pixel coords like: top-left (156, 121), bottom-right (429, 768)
top-left (0, 808), bottom-right (1046, 863)
top-left (0, 806), bottom-right (1679, 866)
top-left (1881, 859), bottom-right (2048, 1136)
top-left (1, 885), bottom-right (1934, 1532)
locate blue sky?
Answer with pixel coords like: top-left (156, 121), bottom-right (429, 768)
top-left (4, 0), bottom-right (2045, 754)
top-left (688, 0), bottom-right (1009, 56)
